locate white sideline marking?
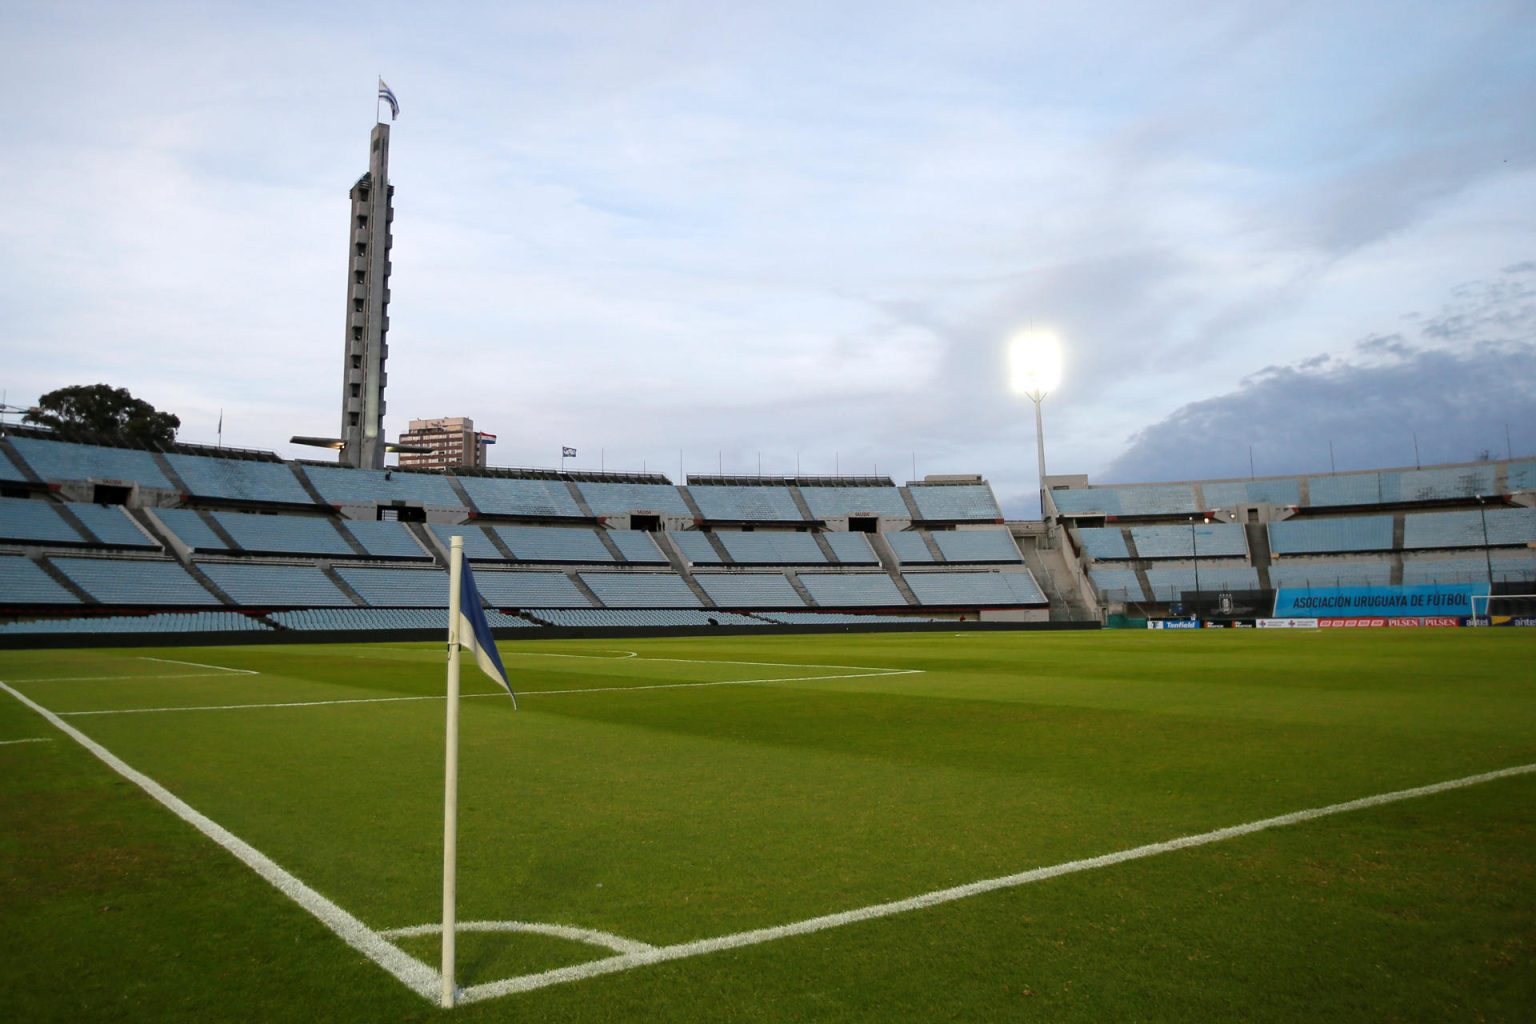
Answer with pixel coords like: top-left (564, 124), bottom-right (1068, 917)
top-left (456, 761), bottom-right (1536, 1004)
top-left (0, 679), bottom-right (439, 1002)
top-left (0, 737), bottom-right (53, 746)
top-left (138, 656), bottom-right (259, 675)
top-left (382, 920), bottom-right (657, 956)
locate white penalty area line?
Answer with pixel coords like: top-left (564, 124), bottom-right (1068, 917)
top-left (49, 664), bottom-right (923, 717)
top-left (6, 656), bottom-right (260, 685)
top-left (456, 760), bottom-right (1536, 1004)
top-left (0, 679), bottom-right (439, 1002)
top-left (0, 736), bottom-right (53, 746)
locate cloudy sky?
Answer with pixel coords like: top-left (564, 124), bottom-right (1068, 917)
top-left (3, 0), bottom-right (1533, 516)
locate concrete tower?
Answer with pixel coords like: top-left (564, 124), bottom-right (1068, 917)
top-left (339, 123), bottom-right (394, 469)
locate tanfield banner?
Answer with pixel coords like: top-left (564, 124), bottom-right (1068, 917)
top-left (1273, 584), bottom-right (1487, 619)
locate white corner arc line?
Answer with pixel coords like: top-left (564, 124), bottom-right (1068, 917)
top-left (0, 680), bottom-right (439, 1001)
top-left (138, 656), bottom-right (259, 675)
top-left (0, 736), bottom-right (53, 746)
top-left (381, 920), bottom-right (656, 956)
top-left (456, 761), bottom-right (1536, 1004)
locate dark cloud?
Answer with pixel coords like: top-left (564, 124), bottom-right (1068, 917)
top-left (1104, 266), bottom-right (1536, 483)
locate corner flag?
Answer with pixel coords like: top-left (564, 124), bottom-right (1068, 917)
top-left (456, 558), bottom-right (516, 707)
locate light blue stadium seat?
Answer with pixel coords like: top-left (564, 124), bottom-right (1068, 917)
top-left (427, 524), bottom-right (504, 561)
top-left (199, 562), bottom-right (351, 606)
top-left (799, 486), bottom-right (910, 519)
top-left (1050, 485), bottom-right (1197, 517)
top-left (1268, 560), bottom-right (1393, 589)
top-left (0, 497), bottom-right (86, 545)
top-left (578, 572), bottom-right (702, 608)
top-left (335, 566), bottom-right (449, 607)
top-left (883, 531), bottom-right (935, 563)
top-left (931, 528), bottom-right (1022, 563)
top-left (494, 525), bottom-right (614, 562)
top-left (1307, 473), bottom-right (1385, 507)
top-left (458, 476), bottom-right (582, 517)
top-left (165, 454), bottom-right (312, 505)
top-left (575, 482), bottom-right (690, 517)
top-left (1403, 507), bottom-right (1536, 549)
top-left (687, 485), bottom-right (804, 521)
top-left (1201, 479), bottom-right (1301, 507)
top-left (1509, 460), bottom-right (1536, 492)
top-left (267, 608), bottom-right (534, 631)
top-left (1088, 568), bottom-right (1145, 602)
top-left (823, 532), bottom-right (879, 564)
top-left (1077, 527), bottom-right (1130, 560)
top-left (695, 573), bottom-right (805, 607)
top-left (52, 557), bottom-right (215, 605)
top-left (1268, 516), bottom-right (1393, 554)
top-left (212, 511), bottom-right (353, 556)
top-left (906, 484), bottom-right (1003, 521)
top-left (154, 508), bottom-right (233, 552)
top-left (668, 531), bottom-right (724, 565)
top-left (716, 531), bottom-right (826, 564)
top-left (0, 611), bottom-right (269, 635)
top-left (1144, 565), bottom-right (1260, 599)
top-left (9, 436), bottom-right (174, 490)
top-left (528, 608), bottom-right (761, 628)
top-left (759, 611), bottom-right (935, 625)
top-left (606, 530), bottom-right (667, 564)
top-left (67, 504), bottom-right (155, 547)
top-left (903, 571), bottom-right (1044, 605)
top-left (1401, 553), bottom-right (1536, 586)
top-left (1130, 524), bottom-right (1247, 559)
top-left (340, 520), bottom-right (428, 558)
top-left (474, 570), bottom-right (592, 608)
top-left (302, 465), bottom-right (464, 509)
top-left (798, 573), bottom-right (906, 606)
top-left (0, 553), bottom-right (81, 603)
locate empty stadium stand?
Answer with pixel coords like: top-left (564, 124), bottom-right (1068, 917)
top-left (0, 553), bottom-right (82, 605)
top-left (576, 481), bottom-right (690, 518)
top-left (694, 573), bottom-right (806, 608)
top-left (198, 562), bottom-right (352, 607)
top-left (799, 485), bottom-right (910, 520)
top-left (8, 436), bottom-right (176, 491)
top-left (302, 464), bottom-right (465, 509)
top-left (686, 484), bottom-right (804, 521)
top-left (165, 453), bottom-right (313, 505)
top-left (716, 530), bottom-right (825, 564)
top-left (52, 556), bottom-right (214, 606)
top-left (907, 483), bottom-right (1003, 521)
top-left (0, 497), bottom-right (88, 546)
top-left (457, 474), bottom-right (583, 517)
top-left (212, 511), bottom-right (354, 556)
top-left (493, 525), bottom-right (614, 562)
top-left (931, 528), bottom-right (1023, 563)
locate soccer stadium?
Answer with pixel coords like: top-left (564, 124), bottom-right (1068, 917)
top-left (6, 43), bottom-right (1536, 1024)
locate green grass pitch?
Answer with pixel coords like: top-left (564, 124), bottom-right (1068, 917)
top-left (2, 629), bottom-right (1533, 1022)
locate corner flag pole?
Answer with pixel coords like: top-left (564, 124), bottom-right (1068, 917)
top-left (441, 535), bottom-right (463, 1008)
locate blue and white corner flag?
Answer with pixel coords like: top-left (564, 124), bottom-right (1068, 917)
top-left (378, 78), bottom-right (400, 121)
top-left (458, 560), bottom-right (516, 707)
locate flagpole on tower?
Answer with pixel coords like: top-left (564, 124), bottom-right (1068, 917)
top-left (441, 536), bottom-right (463, 1008)
top-left (376, 73), bottom-right (382, 124)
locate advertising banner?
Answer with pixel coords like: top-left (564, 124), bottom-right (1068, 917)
top-left (1273, 584), bottom-right (1487, 619)
top-left (1257, 618), bottom-right (1318, 629)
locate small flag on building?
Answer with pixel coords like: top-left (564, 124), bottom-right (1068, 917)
top-left (478, 432), bottom-right (497, 445)
top-left (378, 78), bottom-right (400, 120)
top-left (562, 446), bottom-right (577, 458)
top-left (456, 557), bottom-right (516, 706)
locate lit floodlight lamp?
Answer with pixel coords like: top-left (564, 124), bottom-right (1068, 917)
top-left (1007, 329), bottom-right (1065, 526)
top-left (1008, 330), bottom-right (1063, 399)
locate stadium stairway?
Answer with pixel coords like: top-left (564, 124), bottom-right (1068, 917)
top-left (27, 551), bottom-right (95, 604)
top-left (781, 569), bottom-right (819, 608)
top-left (1018, 533), bottom-right (1094, 622)
top-left (317, 563), bottom-right (369, 607)
top-left (1244, 523), bottom-right (1274, 591)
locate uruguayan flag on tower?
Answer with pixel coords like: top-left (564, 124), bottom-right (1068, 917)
top-left (458, 561), bottom-right (516, 706)
top-left (378, 78), bottom-right (400, 120)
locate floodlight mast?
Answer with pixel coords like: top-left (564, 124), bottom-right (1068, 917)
top-left (1009, 331), bottom-right (1063, 527)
